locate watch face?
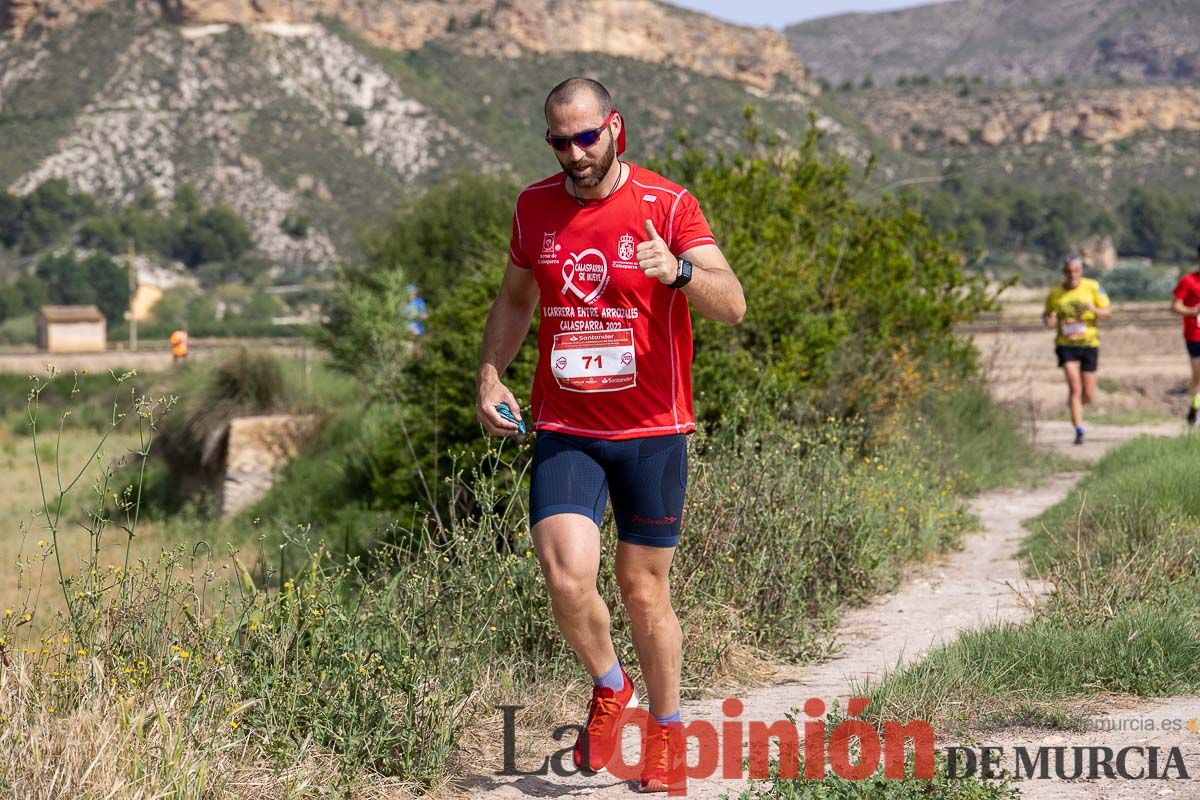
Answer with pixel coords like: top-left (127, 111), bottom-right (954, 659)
top-left (671, 258), bottom-right (693, 288)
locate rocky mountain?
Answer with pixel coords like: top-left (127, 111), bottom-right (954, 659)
top-left (0, 0), bottom-right (817, 275)
top-left (2, 0), bottom-right (812, 91)
top-left (3, 0), bottom-right (1200, 285)
top-left (786, 0), bottom-right (1200, 87)
top-left (819, 81), bottom-right (1200, 199)
top-left (841, 85), bottom-right (1200, 150)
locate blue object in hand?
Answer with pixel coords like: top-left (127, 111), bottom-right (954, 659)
top-left (495, 402), bottom-right (526, 434)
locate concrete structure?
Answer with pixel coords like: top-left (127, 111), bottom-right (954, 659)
top-left (36, 305), bottom-right (107, 352)
top-left (220, 414), bottom-right (317, 516)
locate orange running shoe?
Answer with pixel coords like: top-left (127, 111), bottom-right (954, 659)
top-left (573, 667), bottom-right (639, 772)
top-left (640, 720), bottom-right (686, 794)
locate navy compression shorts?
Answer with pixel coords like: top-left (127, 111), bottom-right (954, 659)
top-left (529, 431), bottom-right (688, 548)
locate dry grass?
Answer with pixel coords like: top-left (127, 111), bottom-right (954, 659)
top-left (0, 426), bottom-right (229, 623)
top-left (0, 659), bottom-right (425, 799)
top-left (0, 428), bottom-right (141, 613)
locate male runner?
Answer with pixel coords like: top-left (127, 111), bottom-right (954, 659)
top-left (476, 77), bottom-right (745, 793)
top-left (1170, 245), bottom-right (1200, 427)
top-left (1042, 255), bottom-right (1112, 445)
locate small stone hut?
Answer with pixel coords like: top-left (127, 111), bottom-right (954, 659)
top-left (36, 305), bottom-right (107, 352)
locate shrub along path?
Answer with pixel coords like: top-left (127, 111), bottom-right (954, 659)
top-left (466, 423), bottom-right (1193, 800)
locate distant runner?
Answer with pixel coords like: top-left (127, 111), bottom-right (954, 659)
top-left (1170, 245), bottom-right (1200, 427)
top-left (476, 78), bottom-right (745, 793)
top-left (1042, 255), bottom-right (1112, 445)
top-left (169, 327), bottom-right (188, 363)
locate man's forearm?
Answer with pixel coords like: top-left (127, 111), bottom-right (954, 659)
top-left (681, 265), bottom-right (745, 324)
top-left (477, 294), bottom-right (535, 387)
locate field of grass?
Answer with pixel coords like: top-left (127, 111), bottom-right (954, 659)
top-left (0, 363), bottom-right (1045, 795)
top-left (853, 434), bottom-right (1200, 734)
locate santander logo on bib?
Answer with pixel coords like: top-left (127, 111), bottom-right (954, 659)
top-left (561, 248), bottom-right (610, 305)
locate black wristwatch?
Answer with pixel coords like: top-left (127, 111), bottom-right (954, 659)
top-left (669, 257), bottom-right (693, 289)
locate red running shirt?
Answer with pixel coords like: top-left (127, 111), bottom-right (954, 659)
top-left (1175, 272), bottom-right (1200, 342)
top-left (509, 162), bottom-right (717, 440)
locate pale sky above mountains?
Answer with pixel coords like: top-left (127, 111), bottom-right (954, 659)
top-left (668, 0), bottom-right (927, 28)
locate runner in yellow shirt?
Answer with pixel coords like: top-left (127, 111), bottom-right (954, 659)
top-left (1042, 255), bottom-right (1113, 445)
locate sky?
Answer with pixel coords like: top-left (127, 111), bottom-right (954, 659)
top-left (667, 0), bottom-right (930, 28)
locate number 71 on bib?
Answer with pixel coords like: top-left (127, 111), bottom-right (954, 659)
top-left (550, 328), bottom-right (637, 392)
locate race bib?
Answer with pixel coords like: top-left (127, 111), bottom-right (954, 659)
top-left (1062, 321), bottom-right (1087, 339)
top-left (550, 328), bottom-right (636, 392)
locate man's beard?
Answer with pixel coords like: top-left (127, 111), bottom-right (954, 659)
top-left (562, 133), bottom-right (617, 189)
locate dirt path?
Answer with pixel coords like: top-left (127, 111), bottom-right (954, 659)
top-left (464, 423), bottom-right (1194, 800)
top-left (971, 322), bottom-right (1191, 421)
top-left (0, 340), bottom-right (317, 374)
top-left (975, 696), bottom-right (1200, 799)
top-left (1033, 419), bottom-right (1183, 464)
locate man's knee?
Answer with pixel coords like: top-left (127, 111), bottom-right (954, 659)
top-left (544, 569), bottom-right (596, 610)
top-left (617, 574), bottom-right (668, 620)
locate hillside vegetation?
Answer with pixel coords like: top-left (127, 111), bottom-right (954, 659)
top-left (0, 0), bottom-right (822, 276)
top-left (0, 26), bottom-right (1054, 796)
top-left (2, 0), bottom-right (1199, 285)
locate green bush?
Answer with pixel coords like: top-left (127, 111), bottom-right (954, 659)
top-left (321, 128), bottom-right (995, 515)
top-left (35, 250), bottom-right (131, 323)
top-left (1094, 260), bottom-right (1179, 301)
top-left (1, 182), bottom-right (263, 321)
top-left (1120, 188), bottom-right (1198, 261)
top-left (321, 173), bottom-right (532, 516)
top-left (912, 173), bottom-right (1117, 266)
top-left (652, 122), bottom-right (993, 425)
top-left (357, 171), bottom-right (517, 307)
top-left (280, 211), bottom-right (309, 240)
top-left (174, 206), bottom-right (253, 268)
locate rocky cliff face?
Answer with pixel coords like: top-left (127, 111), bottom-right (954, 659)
top-left (840, 86), bottom-right (1200, 151)
top-left (477, 0), bottom-right (808, 91)
top-left (1, 0), bottom-right (108, 34)
top-left (786, 0), bottom-right (1200, 87)
top-left (2, 0), bottom-right (811, 91)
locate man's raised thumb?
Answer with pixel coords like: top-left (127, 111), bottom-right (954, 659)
top-left (644, 219), bottom-right (663, 241)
